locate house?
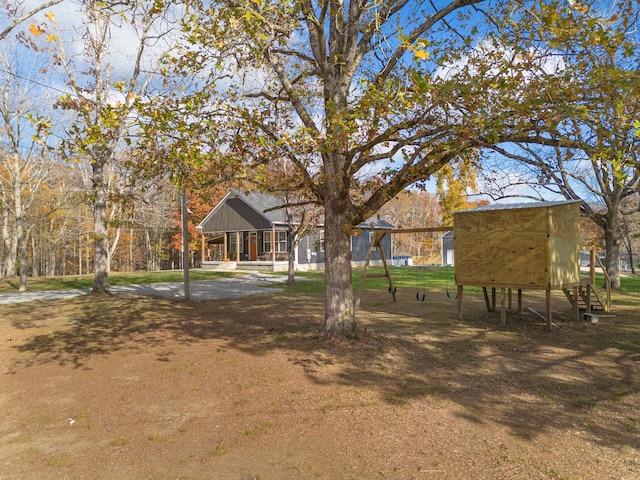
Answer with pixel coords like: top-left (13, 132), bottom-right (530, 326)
top-left (196, 190), bottom-right (394, 272)
top-left (441, 230), bottom-right (454, 266)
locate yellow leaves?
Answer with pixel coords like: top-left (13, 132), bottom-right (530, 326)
top-left (568, 0), bottom-right (590, 14)
top-left (44, 12), bottom-right (57, 23)
top-left (405, 38), bottom-right (431, 61)
top-left (29, 22), bottom-right (57, 42)
top-left (29, 23), bottom-right (46, 36)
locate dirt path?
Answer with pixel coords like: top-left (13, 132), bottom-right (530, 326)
top-left (0, 272), bottom-right (286, 305)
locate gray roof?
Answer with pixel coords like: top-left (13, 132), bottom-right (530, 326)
top-left (235, 190), bottom-right (289, 224)
top-left (197, 190), bottom-right (396, 231)
top-left (355, 215), bottom-right (395, 229)
top-left (455, 199), bottom-right (583, 214)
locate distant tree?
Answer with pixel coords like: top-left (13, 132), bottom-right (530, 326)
top-left (435, 155), bottom-right (480, 226)
top-left (261, 157), bottom-right (322, 285)
top-left (0, 49), bottom-right (53, 289)
top-left (378, 190), bottom-right (442, 259)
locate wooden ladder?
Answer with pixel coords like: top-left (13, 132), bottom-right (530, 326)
top-left (563, 284), bottom-right (608, 313)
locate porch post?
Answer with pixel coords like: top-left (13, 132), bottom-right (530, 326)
top-left (201, 232), bottom-right (205, 262)
top-left (236, 232), bottom-right (240, 262)
top-left (272, 226), bottom-right (276, 262)
top-left (224, 233), bottom-right (228, 261)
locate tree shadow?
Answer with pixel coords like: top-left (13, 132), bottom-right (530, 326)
top-left (4, 285), bottom-right (639, 452)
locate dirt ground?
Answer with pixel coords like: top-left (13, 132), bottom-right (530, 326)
top-left (1, 284), bottom-right (639, 479)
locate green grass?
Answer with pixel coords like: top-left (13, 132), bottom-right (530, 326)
top-left (2, 265), bottom-right (638, 298)
top-left (0, 269), bottom-right (238, 293)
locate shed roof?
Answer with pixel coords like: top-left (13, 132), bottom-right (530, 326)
top-left (355, 215), bottom-right (395, 230)
top-left (455, 199), bottom-right (583, 214)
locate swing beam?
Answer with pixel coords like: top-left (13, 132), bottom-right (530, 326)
top-left (354, 226), bottom-right (452, 313)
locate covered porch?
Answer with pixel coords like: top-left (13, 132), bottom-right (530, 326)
top-left (199, 229), bottom-right (291, 272)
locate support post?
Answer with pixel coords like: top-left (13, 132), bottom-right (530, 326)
top-left (181, 188), bottom-right (190, 301)
top-left (517, 289), bottom-right (522, 315)
top-left (457, 285), bottom-right (463, 321)
top-left (483, 287), bottom-right (491, 312)
top-left (500, 288), bottom-right (506, 327)
top-left (545, 288), bottom-right (552, 332)
top-left (272, 227), bottom-right (276, 263)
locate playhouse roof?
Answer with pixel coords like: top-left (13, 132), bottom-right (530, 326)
top-left (455, 199), bottom-right (583, 214)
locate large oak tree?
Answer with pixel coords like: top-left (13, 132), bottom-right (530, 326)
top-left (170, 0), bottom-right (548, 339)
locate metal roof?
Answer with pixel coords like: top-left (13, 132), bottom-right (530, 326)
top-left (455, 199), bottom-right (583, 214)
top-left (197, 190), bottom-right (396, 232)
top-left (355, 215), bottom-right (395, 229)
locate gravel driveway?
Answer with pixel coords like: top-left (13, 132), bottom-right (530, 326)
top-left (0, 272), bottom-right (287, 305)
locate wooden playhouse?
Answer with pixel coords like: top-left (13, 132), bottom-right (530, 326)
top-left (453, 200), bottom-right (607, 330)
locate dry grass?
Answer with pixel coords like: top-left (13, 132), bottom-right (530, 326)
top-left (1, 285), bottom-right (639, 479)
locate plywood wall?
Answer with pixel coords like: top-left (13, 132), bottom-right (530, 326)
top-left (454, 203), bottom-right (580, 289)
top-left (548, 203), bottom-right (581, 287)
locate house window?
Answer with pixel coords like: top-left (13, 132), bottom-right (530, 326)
top-left (229, 233), bottom-right (244, 254)
top-left (369, 231), bottom-right (377, 251)
top-left (275, 231), bottom-right (287, 252)
top-left (263, 232), bottom-right (272, 253)
top-left (319, 230), bottom-right (325, 253)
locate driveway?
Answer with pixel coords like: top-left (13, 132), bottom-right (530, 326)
top-left (0, 272), bottom-right (288, 305)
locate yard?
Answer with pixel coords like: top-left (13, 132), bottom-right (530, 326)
top-left (1, 269), bottom-right (639, 479)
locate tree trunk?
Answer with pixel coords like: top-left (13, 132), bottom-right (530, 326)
top-left (91, 154), bottom-right (110, 294)
top-left (322, 164), bottom-right (357, 339)
top-left (13, 163), bottom-right (27, 292)
top-left (287, 228), bottom-right (296, 285)
top-left (1, 199), bottom-right (16, 277)
top-left (603, 209), bottom-right (621, 290)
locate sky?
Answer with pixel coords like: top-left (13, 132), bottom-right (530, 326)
top-left (0, 1), bottom-right (623, 206)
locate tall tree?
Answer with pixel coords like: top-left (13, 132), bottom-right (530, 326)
top-left (0, 48), bottom-right (53, 289)
top-left (173, 0), bottom-right (531, 339)
top-left (30, 1), bottom-right (179, 293)
top-left (472, 0), bottom-right (640, 289)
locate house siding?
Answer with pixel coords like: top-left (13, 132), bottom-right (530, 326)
top-left (296, 230), bottom-right (391, 268)
top-left (198, 190), bottom-right (394, 271)
top-left (200, 197), bottom-right (272, 233)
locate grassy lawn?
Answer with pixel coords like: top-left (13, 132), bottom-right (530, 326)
top-left (1, 265), bottom-right (639, 297)
top-left (0, 269), bottom-right (238, 293)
